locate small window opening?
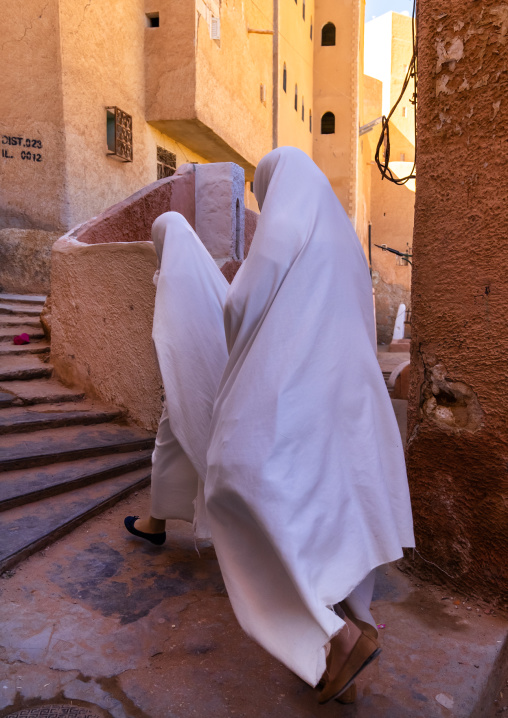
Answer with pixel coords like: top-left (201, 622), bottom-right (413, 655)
top-left (106, 106), bottom-right (133, 162)
top-left (146, 12), bottom-right (159, 27)
top-left (310, 17), bottom-right (313, 40)
top-left (402, 106), bottom-right (407, 117)
top-left (235, 198), bottom-right (242, 260)
top-left (157, 147), bottom-right (176, 179)
top-left (303, 0), bottom-right (305, 20)
top-left (321, 111), bottom-right (335, 134)
top-left (309, 109), bottom-right (312, 133)
top-left (400, 152), bottom-right (406, 161)
top-left (106, 110), bottom-right (115, 153)
top-left (294, 84), bottom-right (298, 111)
top-left (321, 22), bottom-right (336, 46)
top-left (210, 16), bottom-right (221, 40)
top-left (283, 63), bottom-right (287, 92)
top-left (302, 97), bottom-right (305, 122)
top-left (250, 182), bottom-right (254, 193)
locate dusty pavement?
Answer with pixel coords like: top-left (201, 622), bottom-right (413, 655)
top-left (1, 486), bottom-right (507, 718)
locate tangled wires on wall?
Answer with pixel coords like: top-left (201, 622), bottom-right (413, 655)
top-left (374, 0), bottom-right (417, 185)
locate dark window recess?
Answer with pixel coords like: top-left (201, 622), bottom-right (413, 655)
top-left (294, 84), bottom-right (298, 111)
top-left (302, 98), bottom-right (305, 121)
top-left (146, 12), bottom-right (159, 27)
top-left (250, 181), bottom-right (254, 193)
top-left (303, 0), bottom-right (305, 20)
top-left (310, 18), bottom-right (313, 40)
top-left (321, 111), bottom-right (335, 134)
top-left (283, 63), bottom-right (287, 92)
top-left (309, 110), bottom-right (312, 133)
top-left (106, 106), bottom-right (133, 162)
top-left (321, 22), bottom-right (336, 46)
top-left (157, 147), bottom-right (176, 179)
top-left (235, 198), bottom-right (242, 260)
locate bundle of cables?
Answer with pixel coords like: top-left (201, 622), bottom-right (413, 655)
top-left (374, 0), bottom-right (417, 186)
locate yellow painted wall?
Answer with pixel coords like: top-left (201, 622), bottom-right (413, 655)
top-left (277, 0), bottom-right (314, 155)
top-left (313, 0), bottom-right (362, 228)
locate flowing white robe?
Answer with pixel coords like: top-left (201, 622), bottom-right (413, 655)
top-left (150, 212), bottom-right (228, 538)
top-left (148, 147), bottom-right (414, 687)
top-left (205, 148), bottom-right (414, 686)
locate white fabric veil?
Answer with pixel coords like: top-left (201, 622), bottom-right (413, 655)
top-left (151, 212), bottom-right (229, 538)
top-left (205, 147), bottom-right (415, 686)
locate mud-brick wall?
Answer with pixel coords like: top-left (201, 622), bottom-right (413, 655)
top-left (407, 1), bottom-right (508, 604)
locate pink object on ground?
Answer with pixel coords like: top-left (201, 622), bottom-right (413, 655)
top-left (13, 333), bottom-right (30, 345)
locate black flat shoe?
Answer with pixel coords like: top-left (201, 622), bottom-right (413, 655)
top-left (124, 516), bottom-right (166, 546)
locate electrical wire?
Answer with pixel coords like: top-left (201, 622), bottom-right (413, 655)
top-left (374, 0), bottom-right (417, 185)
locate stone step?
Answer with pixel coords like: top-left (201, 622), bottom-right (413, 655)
top-left (0, 449), bottom-right (153, 510)
top-left (0, 422), bottom-right (155, 471)
top-left (0, 466), bottom-right (151, 573)
top-left (0, 302), bottom-right (43, 317)
top-left (0, 355), bottom-right (52, 381)
top-left (0, 401), bottom-right (123, 435)
top-left (0, 293), bottom-right (46, 304)
top-left (0, 325), bottom-right (45, 343)
top-left (0, 391), bottom-right (18, 408)
top-left (0, 378), bottom-right (85, 406)
top-left (0, 316), bottom-right (42, 328)
top-left (0, 341), bottom-right (50, 357)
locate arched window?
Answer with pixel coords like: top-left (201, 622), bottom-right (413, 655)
top-left (294, 84), bottom-right (298, 111)
top-left (321, 22), bottom-right (336, 46)
top-left (303, 0), bottom-right (305, 20)
top-left (283, 63), bottom-right (287, 92)
top-left (309, 109), bottom-right (312, 133)
top-left (321, 111), bottom-right (335, 134)
top-left (302, 97), bottom-right (305, 121)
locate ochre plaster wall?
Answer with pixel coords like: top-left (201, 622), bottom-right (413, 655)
top-left (277, 0), bottom-right (314, 156)
top-left (407, 0), bottom-right (508, 604)
top-left (363, 13), bottom-right (415, 342)
top-left (370, 169), bottom-right (413, 343)
top-left (195, 0), bottom-right (273, 175)
top-left (58, 0), bottom-right (205, 229)
top-left (313, 0), bottom-right (362, 224)
top-left (51, 238), bottom-right (161, 431)
top-left (0, 0), bottom-right (67, 231)
top-left (147, 0), bottom-right (273, 178)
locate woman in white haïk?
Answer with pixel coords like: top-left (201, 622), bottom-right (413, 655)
top-left (125, 147), bottom-right (414, 704)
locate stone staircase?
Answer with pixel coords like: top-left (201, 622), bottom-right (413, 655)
top-left (0, 294), bottom-right (155, 573)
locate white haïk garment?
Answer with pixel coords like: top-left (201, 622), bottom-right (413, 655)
top-left (205, 147), bottom-right (415, 686)
top-left (150, 212), bottom-right (229, 538)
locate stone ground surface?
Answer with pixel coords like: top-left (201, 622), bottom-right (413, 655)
top-left (1, 488), bottom-right (507, 718)
top-left (1, 352), bottom-right (507, 718)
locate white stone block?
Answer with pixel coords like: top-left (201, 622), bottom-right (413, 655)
top-left (195, 162), bottom-right (245, 261)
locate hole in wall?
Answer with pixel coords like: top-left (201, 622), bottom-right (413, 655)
top-left (146, 12), bottom-right (159, 27)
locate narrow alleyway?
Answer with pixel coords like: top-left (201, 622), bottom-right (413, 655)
top-left (0, 296), bottom-right (507, 717)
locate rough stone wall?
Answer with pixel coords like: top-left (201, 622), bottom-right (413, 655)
top-left (0, 229), bottom-right (60, 294)
top-left (407, 1), bottom-right (508, 604)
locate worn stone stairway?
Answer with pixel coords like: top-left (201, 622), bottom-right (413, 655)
top-left (0, 293), bottom-right (155, 573)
